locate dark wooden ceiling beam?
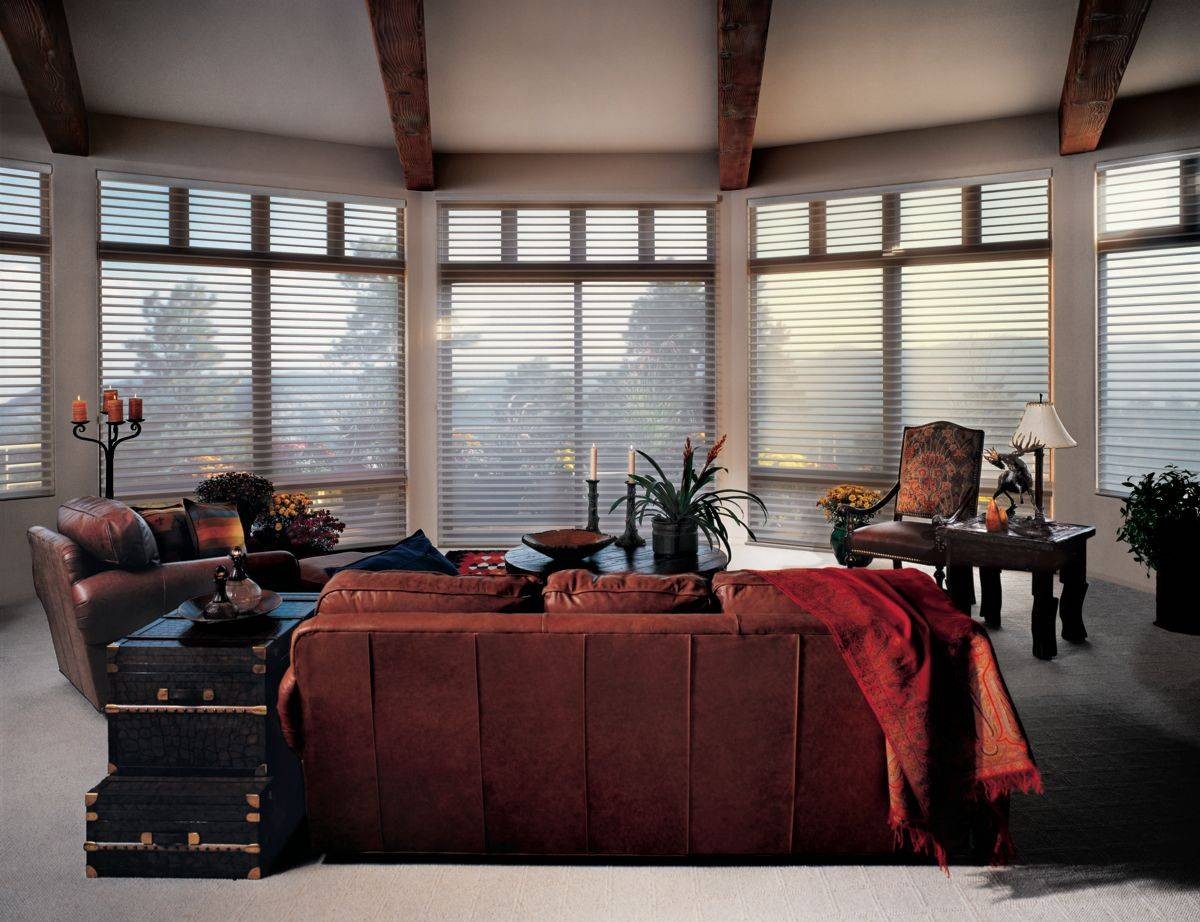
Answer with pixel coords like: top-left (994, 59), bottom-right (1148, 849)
top-left (1059, 0), bottom-right (1153, 155)
top-left (365, 0), bottom-right (434, 191)
top-left (0, 0), bottom-right (89, 155)
top-left (718, 0), bottom-right (772, 191)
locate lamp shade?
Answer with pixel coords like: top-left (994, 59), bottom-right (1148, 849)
top-left (1014, 398), bottom-right (1076, 450)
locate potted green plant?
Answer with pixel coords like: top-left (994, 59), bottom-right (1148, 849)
top-left (614, 435), bottom-right (767, 558)
top-left (1117, 465), bottom-right (1200, 633)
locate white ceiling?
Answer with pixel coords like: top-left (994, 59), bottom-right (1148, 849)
top-left (0, 0), bottom-right (1197, 154)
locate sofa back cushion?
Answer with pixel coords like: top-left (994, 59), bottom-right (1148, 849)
top-left (57, 496), bottom-right (159, 570)
top-left (712, 570), bottom-right (811, 615)
top-left (543, 570), bottom-right (712, 614)
top-left (132, 503), bottom-right (195, 563)
top-left (183, 499), bottom-right (246, 558)
top-left (318, 570), bottom-right (543, 615)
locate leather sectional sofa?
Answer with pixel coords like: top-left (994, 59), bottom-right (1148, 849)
top-left (279, 569), bottom-right (911, 859)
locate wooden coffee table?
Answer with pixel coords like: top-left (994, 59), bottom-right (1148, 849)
top-left (504, 542), bottom-right (729, 580)
top-left (937, 518), bottom-right (1095, 660)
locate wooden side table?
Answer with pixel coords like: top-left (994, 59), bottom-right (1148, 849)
top-left (937, 519), bottom-right (1095, 660)
top-left (505, 542), bottom-right (729, 580)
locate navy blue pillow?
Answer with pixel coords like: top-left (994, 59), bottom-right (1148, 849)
top-left (329, 529), bottom-right (458, 577)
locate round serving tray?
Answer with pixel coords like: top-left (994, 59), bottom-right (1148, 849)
top-left (177, 589), bottom-right (282, 626)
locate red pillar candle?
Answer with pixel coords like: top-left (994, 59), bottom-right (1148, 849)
top-left (71, 396), bottom-right (88, 423)
top-left (106, 398), bottom-right (124, 423)
top-left (102, 387), bottom-right (118, 404)
top-left (128, 396), bottom-right (143, 422)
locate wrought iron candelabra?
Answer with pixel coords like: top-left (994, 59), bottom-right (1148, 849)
top-left (585, 479), bottom-right (600, 532)
top-left (71, 417), bottom-right (144, 499)
top-left (615, 479), bottom-right (645, 549)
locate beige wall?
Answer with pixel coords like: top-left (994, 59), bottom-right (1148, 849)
top-left (3, 85), bottom-right (1197, 604)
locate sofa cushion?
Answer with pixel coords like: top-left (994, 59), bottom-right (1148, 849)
top-left (57, 496), bottom-right (159, 570)
top-left (543, 570), bottom-right (712, 614)
top-left (711, 571), bottom-right (830, 634)
top-left (333, 529), bottom-right (457, 576)
top-left (183, 499), bottom-right (246, 558)
top-left (299, 551), bottom-right (374, 590)
top-left (131, 503), bottom-right (194, 563)
top-left (317, 570), bottom-right (543, 615)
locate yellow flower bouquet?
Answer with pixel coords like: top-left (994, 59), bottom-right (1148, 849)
top-left (816, 483), bottom-right (883, 567)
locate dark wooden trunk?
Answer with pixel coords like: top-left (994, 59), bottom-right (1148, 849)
top-left (85, 776), bottom-right (304, 878)
top-left (86, 596), bottom-right (316, 878)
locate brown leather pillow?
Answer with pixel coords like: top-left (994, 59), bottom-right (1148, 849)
top-left (317, 570), bottom-right (542, 614)
top-left (712, 570), bottom-right (809, 615)
top-left (183, 498), bottom-right (246, 559)
top-left (132, 503), bottom-right (195, 563)
top-left (543, 570), bottom-right (712, 614)
top-left (57, 496), bottom-right (159, 570)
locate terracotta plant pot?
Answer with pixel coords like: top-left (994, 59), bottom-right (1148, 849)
top-left (652, 517), bottom-right (698, 558)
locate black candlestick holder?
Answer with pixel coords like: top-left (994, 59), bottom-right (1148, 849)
top-left (71, 416), bottom-right (144, 499)
top-left (615, 479), bottom-right (645, 549)
top-left (585, 478), bottom-right (600, 532)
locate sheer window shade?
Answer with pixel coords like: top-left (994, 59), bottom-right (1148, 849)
top-left (748, 176), bottom-right (1050, 546)
top-left (0, 163), bottom-right (52, 499)
top-left (437, 204), bottom-right (717, 546)
top-left (1097, 151), bottom-right (1200, 494)
top-left (98, 174), bottom-right (405, 545)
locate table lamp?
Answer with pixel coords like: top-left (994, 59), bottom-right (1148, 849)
top-left (1013, 394), bottom-right (1076, 528)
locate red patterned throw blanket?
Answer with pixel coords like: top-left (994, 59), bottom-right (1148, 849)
top-left (757, 568), bottom-right (1042, 869)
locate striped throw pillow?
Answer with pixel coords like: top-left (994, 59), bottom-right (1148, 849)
top-left (183, 499), bottom-right (246, 559)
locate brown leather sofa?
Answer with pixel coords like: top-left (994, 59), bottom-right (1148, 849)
top-left (279, 569), bottom-right (907, 859)
top-left (28, 496), bottom-right (300, 710)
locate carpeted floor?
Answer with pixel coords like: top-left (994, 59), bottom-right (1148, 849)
top-left (2, 562), bottom-right (1199, 921)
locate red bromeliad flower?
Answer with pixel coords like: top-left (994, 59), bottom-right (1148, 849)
top-left (683, 436), bottom-right (694, 465)
top-left (705, 434), bottom-right (727, 468)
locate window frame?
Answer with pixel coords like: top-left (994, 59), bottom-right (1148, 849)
top-left (747, 172), bottom-right (1052, 547)
top-left (0, 159), bottom-right (53, 501)
top-left (95, 172), bottom-right (406, 541)
top-left (435, 200), bottom-right (718, 546)
top-left (1094, 149), bottom-right (1200, 498)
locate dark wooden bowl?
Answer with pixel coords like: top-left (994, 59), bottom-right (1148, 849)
top-left (521, 528), bottom-right (615, 562)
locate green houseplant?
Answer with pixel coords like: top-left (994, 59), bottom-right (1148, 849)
top-left (1117, 465), bottom-right (1200, 633)
top-left (613, 435), bottom-right (767, 558)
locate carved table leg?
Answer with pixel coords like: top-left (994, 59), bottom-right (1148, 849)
top-left (946, 565), bottom-right (973, 615)
top-left (1031, 570), bottom-right (1059, 660)
top-left (1059, 546), bottom-right (1088, 642)
top-left (979, 567), bottom-right (1002, 629)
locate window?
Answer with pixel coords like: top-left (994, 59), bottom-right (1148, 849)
top-left (437, 204), bottom-right (717, 545)
top-left (98, 174), bottom-right (405, 545)
top-left (748, 175), bottom-right (1050, 545)
top-left (1097, 152), bottom-right (1200, 494)
top-left (0, 162), bottom-right (52, 499)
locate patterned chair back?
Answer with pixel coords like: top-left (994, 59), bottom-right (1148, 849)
top-left (893, 421), bottom-right (985, 521)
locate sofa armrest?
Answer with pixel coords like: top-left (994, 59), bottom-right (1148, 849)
top-left (277, 666), bottom-right (302, 753)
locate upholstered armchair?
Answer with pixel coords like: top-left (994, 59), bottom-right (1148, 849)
top-left (840, 421), bottom-right (984, 595)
